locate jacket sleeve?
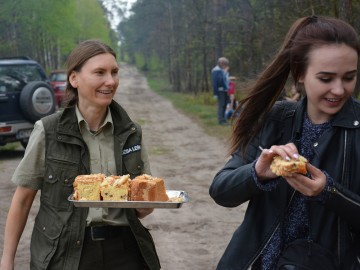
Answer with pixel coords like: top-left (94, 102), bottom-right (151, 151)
top-left (209, 140), bottom-right (262, 207)
top-left (209, 101), bottom-right (295, 208)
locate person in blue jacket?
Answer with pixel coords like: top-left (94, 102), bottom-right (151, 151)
top-left (210, 16), bottom-right (360, 269)
top-left (212, 57), bottom-right (230, 125)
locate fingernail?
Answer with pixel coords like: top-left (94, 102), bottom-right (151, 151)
top-left (285, 156), bottom-right (291, 161)
top-left (268, 149), bottom-right (273, 153)
top-left (293, 153), bottom-right (299, 159)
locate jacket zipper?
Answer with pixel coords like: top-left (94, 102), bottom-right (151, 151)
top-left (327, 186), bottom-right (360, 207)
top-left (339, 129), bottom-right (347, 261)
top-left (247, 190), bottom-right (297, 269)
top-left (330, 129), bottom-right (360, 265)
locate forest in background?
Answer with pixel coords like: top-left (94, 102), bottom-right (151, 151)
top-left (119, 0), bottom-right (360, 94)
top-left (0, 0), bottom-right (358, 95)
top-left (0, 0), bottom-right (118, 72)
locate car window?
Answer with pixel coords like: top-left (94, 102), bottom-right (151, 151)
top-left (0, 64), bottom-right (44, 93)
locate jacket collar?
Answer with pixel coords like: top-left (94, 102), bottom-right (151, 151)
top-left (293, 97), bottom-right (360, 131)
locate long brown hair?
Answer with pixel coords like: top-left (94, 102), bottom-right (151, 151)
top-left (230, 16), bottom-right (360, 155)
top-left (65, 39), bottom-right (117, 107)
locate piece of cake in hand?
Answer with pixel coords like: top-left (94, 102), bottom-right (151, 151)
top-left (130, 174), bottom-right (169, 201)
top-left (270, 155), bottom-right (308, 177)
top-left (73, 173), bottom-right (105, 200)
top-left (100, 174), bottom-right (130, 201)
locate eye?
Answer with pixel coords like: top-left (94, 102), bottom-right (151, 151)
top-left (319, 77), bottom-right (332, 83)
top-left (343, 76), bottom-right (356, 82)
top-left (95, 70), bottom-right (104, 75)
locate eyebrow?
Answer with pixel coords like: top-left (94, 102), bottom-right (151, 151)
top-left (316, 70), bottom-right (357, 75)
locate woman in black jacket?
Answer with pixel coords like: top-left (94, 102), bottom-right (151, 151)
top-left (210, 16), bottom-right (360, 270)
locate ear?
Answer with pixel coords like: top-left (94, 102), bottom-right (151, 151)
top-left (69, 72), bottom-right (78, 88)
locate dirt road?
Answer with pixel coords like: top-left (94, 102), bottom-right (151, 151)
top-left (0, 64), bottom-right (246, 270)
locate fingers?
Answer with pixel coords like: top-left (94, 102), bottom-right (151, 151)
top-left (255, 147), bottom-right (277, 180)
top-left (258, 143), bottom-right (327, 196)
top-left (268, 143), bottom-right (299, 161)
top-left (283, 166), bottom-right (326, 196)
top-left (306, 163), bottom-right (322, 177)
top-left (255, 143), bottom-right (300, 181)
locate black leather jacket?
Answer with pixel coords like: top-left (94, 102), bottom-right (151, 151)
top-left (210, 98), bottom-right (360, 269)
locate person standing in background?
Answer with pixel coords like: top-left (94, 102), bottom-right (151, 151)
top-left (224, 76), bottom-right (237, 120)
top-left (212, 57), bottom-right (230, 125)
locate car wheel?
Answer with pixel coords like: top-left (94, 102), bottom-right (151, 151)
top-left (20, 81), bottom-right (56, 123)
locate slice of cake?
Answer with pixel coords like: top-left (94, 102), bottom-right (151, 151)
top-left (100, 174), bottom-right (130, 201)
top-left (73, 173), bottom-right (105, 201)
top-left (130, 174), bottom-right (169, 201)
top-left (270, 155), bottom-right (308, 177)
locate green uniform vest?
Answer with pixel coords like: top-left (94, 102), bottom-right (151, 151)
top-left (30, 101), bottom-right (160, 270)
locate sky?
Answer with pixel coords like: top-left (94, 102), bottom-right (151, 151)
top-left (102, 0), bottom-right (137, 32)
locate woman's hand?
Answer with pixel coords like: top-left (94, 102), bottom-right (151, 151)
top-left (135, 208), bottom-right (154, 219)
top-left (283, 163), bottom-right (326, 196)
top-left (255, 143), bottom-right (300, 181)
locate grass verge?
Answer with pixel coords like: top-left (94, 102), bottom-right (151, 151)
top-left (0, 142), bottom-right (20, 151)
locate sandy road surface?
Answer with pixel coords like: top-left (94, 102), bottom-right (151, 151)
top-left (0, 64), bottom-right (246, 270)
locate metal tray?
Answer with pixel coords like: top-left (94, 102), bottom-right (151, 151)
top-left (68, 190), bottom-right (189, 209)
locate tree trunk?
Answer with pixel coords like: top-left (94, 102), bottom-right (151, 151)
top-left (213, 0), bottom-right (226, 59)
top-left (339, 0), bottom-right (352, 23)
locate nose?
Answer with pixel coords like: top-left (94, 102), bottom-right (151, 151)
top-left (104, 73), bottom-right (118, 87)
top-left (331, 79), bottom-right (345, 96)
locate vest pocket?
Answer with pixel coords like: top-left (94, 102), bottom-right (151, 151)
top-left (31, 207), bottom-right (64, 268)
top-left (123, 153), bottom-right (143, 178)
top-left (44, 155), bottom-right (78, 209)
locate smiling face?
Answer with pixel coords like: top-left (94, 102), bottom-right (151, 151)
top-left (299, 44), bottom-right (358, 123)
top-left (69, 53), bottom-right (119, 110)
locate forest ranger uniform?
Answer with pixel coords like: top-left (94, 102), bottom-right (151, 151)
top-left (28, 100), bottom-right (160, 270)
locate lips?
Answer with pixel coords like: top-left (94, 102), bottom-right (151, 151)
top-left (324, 97), bottom-right (343, 108)
top-left (325, 98), bottom-right (341, 102)
top-left (97, 90), bottom-right (112, 94)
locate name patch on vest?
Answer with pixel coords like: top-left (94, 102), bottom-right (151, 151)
top-left (122, 144), bottom-right (141, 155)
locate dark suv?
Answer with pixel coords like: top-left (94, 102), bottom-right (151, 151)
top-left (0, 57), bottom-right (56, 148)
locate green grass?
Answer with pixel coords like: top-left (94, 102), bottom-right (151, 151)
top-left (146, 74), bottom-right (232, 141)
top-left (0, 142), bottom-right (20, 151)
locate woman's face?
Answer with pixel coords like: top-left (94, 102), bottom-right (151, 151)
top-left (70, 53), bottom-right (119, 109)
top-left (299, 44), bottom-right (358, 123)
